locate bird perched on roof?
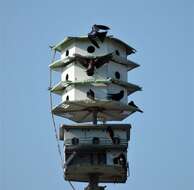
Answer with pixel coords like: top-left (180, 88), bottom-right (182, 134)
top-left (88, 24), bottom-right (110, 48)
top-left (128, 101), bottom-right (143, 113)
top-left (106, 126), bottom-right (114, 143)
top-left (75, 53), bottom-right (112, 76)
top-left (128, 47), bottom-right (136, 55)
top-left (87, 89), bottom-right (95, 100)
top-left (107, 90), bottom-right (124, 101)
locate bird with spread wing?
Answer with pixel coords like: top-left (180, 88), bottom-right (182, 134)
top-left (74, 53), bottom-right (112, 76)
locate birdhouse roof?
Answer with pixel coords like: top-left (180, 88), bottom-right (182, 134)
top-left (60, 123), bottom-right (131, 130)
top-left (51, 78), bottom-right (142, 96)
top-left (52, 99), bottom-right (141, 122)
top-left (49, 53), bottom-right (139, 72)
top-left (51, 36), bottom-right (136, 55)
top-left (60, 123), bottom-right (131, 142)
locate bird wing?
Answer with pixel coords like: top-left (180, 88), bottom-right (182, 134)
top-left (92, 24), bottom-right (100, 31)
top-left (96, 31), bottom-right (107, 42)
top-left (88, 35), bottom-right (100, 48)
top-left (95, 25), bottom-right (110, 30)
top-left (95, 53), bottom-right (112, 68)
top-left (74, 54), bottom-right (89, 67)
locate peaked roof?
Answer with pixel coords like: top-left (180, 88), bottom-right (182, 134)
top-left (50, 78), bottom-right (142, 96)
top-left (51, 36), bottom-right (136, 55)
top-left (49, 53), bottom-right (139, 72)
top-left (52, 99), bottom-right (141, 122)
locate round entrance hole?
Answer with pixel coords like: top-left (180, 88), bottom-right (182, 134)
top-left (115, 50), bottom-right (120, 56)
top-left (72, 137), bottom-right (79, 145)
top-left (66, 74), bottom-right (69, 81)
top-left (115, 71), bottom-right (120, 79)
top-left (66, 50), bottom-right (69, 56)
top-left (87, 46), bottom-right (95, 53)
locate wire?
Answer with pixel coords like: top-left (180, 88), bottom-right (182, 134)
top-left (49, 50), bottom-right (63, 166)
top-left (68, 181), bottom-right (76, 190)
top-left (49, 49), bottom-right (76, 190)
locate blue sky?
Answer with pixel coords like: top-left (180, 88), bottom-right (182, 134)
top-left (0, 0), bottom-right (193, 190)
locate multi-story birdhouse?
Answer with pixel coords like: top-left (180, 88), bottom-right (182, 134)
top-left (50, 36), bottom-right (139, 81)
top-left (50, 36), bottom-right (141, 123)
top-left (49, 26), bottom-right (142, 190)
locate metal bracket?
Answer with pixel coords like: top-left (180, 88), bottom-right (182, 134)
top-left (84, 174), bottom-right (106, 190)
top-left (64, 151), bottom-right (77, 168)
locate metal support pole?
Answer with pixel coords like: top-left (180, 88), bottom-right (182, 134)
top-left (84, 174), bottom-right (106, 190)
top-left (92, 111), bottom-right (98, 125)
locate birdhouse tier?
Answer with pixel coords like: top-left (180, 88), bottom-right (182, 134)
top-left (64, 152), bottom-right (128, 183)
top-left (51, 79), bottom-right (141, 101)
top-left (63, 130), bottom-right (129, 182)
top-left (62, 124), bottom-right (130, 183)
top-left (51, 59), bottom-right (137, 84)
top-left (59, 124), bottom-right (131, 149)
top-left (49, 53), bottom-right (139, 73)
top-left (51, 36), bottom-right (136, 57)
top-left (52, 100), bottom-right (141, 122)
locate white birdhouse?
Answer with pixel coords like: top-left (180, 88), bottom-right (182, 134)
top-left (50, 36), bottom-right (141, 122)
top-left (50, 37), bottom-right (139, 82)
top-left (51, 79), bottom-right (140, 103)
top-left (49, 28), bottom-right (142, 189)
top-left (59, 124), bottom-right (130, 183)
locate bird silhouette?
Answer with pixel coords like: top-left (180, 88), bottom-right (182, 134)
top-left (128, 101), bottom-right (143, 113)
top-left (107, 90), bottom-right (124, 101)
top-left (88, 24), bottom-right (110, 48)
top-left (94, 53), bottom-right (112, 68)
top-left (106, 126), bottom-right (114, 142)
top-left (118, 153), bottom-right (126, 167)
top-left (86, 60), bottom-right (95, 76)
top-left (75, 53), bottom-right (112, 76)
top-left (113, 153), bottom-right (126, 167)
top-left (87, 89), bottom-right (95, 100)
top-left (127, 46), bottom-right (137, 55)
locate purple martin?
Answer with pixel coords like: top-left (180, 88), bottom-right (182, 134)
top-left (128, 101), bottom-right (143, 113)
top-left (75, 53), bottom-right (112, 76)
top-left (88, 24), bottom-right (110, 48)
top-left (107, 90), bottom-right (124, 101)
top-left (113, 153), bottom-right (126, 167)
top-left (87, 89), bottom-right (95, 100)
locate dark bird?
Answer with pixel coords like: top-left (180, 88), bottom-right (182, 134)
top-left (128, 46), bottom-right (137, 55)
top-left (107, 90), bottom-right (124, 101)
top-left (88, 24), bottom-right (110, 48)
top-left (113, 153), bottom-right (126, 167)
top-left (94, 53), bottom-right (112, 68)
top-left (49, 45), bottom-right (54, 49)
top-left (75, 53), bottom-right (112, 76)
top-left (128, 101), bottom-right (143, 113)
top-left (87, 89), bottom-right (95, 100)
top-left (118, 153), bottom-right (127, 167)
top-left (86, 59), bottom-right (95, 76)
top-left (106, 126), bottom-right (114, 142)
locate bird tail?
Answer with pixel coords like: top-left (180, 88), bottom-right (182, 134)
top-left (97, 31), bottom-right (107, 42)
top-left (137, 109), bottom-right (143, 113)
top-left (107, 94), bottom-right (112, 100)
